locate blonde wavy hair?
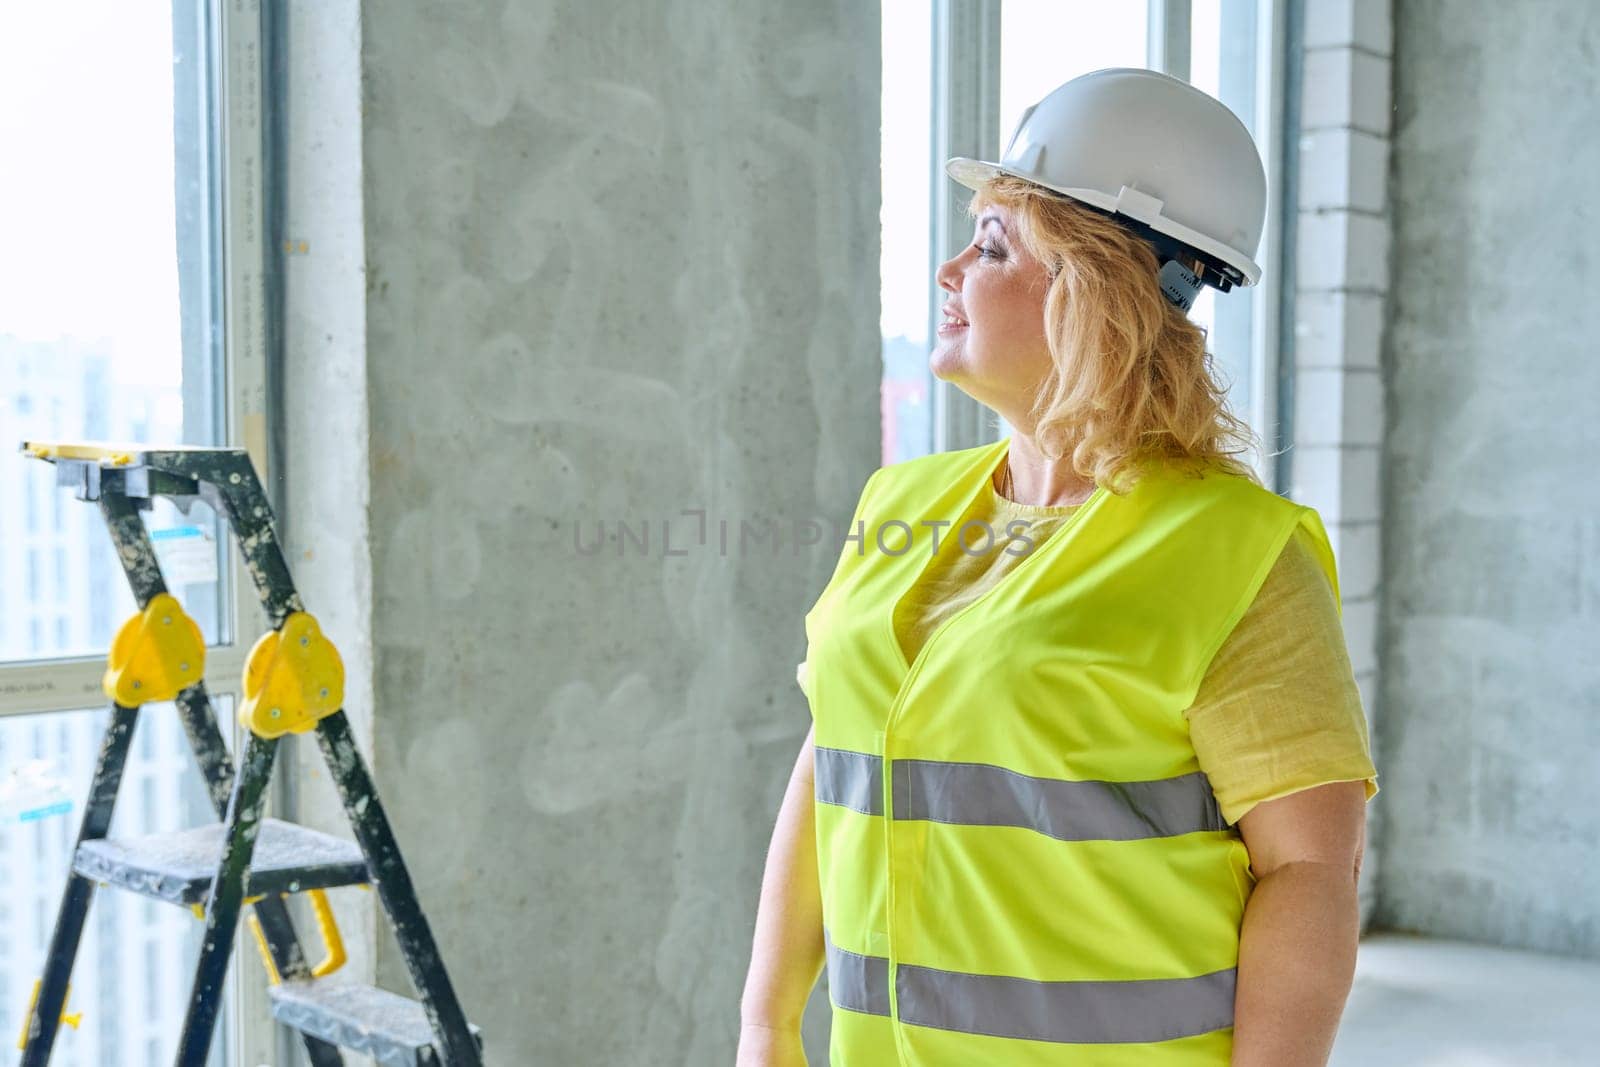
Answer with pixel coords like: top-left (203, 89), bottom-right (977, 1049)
top-left (968, 174), bottom-right (1261, 494)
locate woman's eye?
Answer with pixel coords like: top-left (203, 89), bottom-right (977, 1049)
top-left (974, 243), bottom-right (1001, 259)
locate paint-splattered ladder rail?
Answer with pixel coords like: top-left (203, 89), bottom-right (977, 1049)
top-left (14, 442), bottom-right (482, 1067)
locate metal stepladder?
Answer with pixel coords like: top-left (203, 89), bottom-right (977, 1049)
top-left (16, 443), bottom-right (483, 1067)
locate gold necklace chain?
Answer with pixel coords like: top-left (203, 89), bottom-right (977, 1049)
top-left (1001, 459), bottom-right (1096, 507)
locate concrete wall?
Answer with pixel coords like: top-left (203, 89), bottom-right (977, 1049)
top-left (321, 2), bottom-right (882, 1063)
top-left (1376, 1), bottom-right (1600, 955)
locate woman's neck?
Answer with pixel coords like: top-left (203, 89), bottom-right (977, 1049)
top-left (996, 432), bottom-right (1099, 507)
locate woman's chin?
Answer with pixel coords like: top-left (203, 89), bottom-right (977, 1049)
top-left (928, 342), bottom-right (964, 382)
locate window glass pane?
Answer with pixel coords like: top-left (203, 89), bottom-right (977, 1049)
top-left (999, 2), bottom-right (1148, 148)
top-left (881, 0), bottom-right (935, 464)
top-left (1191, 0), bottom-right (1266, 447)
top-left (992, 3), bottom-right (1148, 442)
top-left (0, 2), bottom-right (229, 665)
top-left (0, 702), bottom-right (234, 1066)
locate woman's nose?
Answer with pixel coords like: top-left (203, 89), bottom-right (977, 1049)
top-left (936, 254), bottom-right (962, 294)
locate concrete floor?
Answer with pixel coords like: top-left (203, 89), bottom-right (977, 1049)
top-left (1330, 933), bottom-right (1600, 1065)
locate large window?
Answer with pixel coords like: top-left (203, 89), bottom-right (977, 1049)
top-left (1186, 0), bottom-right (1279, 462)
top-left (880, 0), bottom-right (936, 464)
top-left (998, 1), bottom-right (1148, 137)
top-left (881, 0), bottom-right (1286, 474)
top-left (0, 2), bottom-right (272, 1063)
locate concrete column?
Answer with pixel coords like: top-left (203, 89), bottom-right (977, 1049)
top-left (1288, 0), bottom-right (1393, 925)
top-left (284, 1), bottom-right (882, 1061)
top-left (1376, 0), bottom-right (1600, 955)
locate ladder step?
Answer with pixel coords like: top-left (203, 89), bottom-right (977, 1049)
top-left (268, 979), bottom-right (484, 1065)
top-left (73, 818), bottom-right (368, 905)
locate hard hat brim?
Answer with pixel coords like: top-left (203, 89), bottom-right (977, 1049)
top-left (943, 155), bottom-right (1263, 288)
top-left (945, 156), bottom-right (1006, 192)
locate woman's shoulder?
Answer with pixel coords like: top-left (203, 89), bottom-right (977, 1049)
top-left (1267, 522), bottom-right (1339, 602)
top-left (861, 442), bottom-right (1002, 507)
top-left (1113, 457), bottom-right (1312, 541)
top-left (877, 441), bottom-right (997, 482)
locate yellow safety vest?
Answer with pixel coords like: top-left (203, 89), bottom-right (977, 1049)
top-left (803, 437), bottom-right (1339, 1066)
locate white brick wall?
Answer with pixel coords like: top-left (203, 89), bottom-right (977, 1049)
top-left (1295, 290), bottom-right (1384, 368)
top-left (1303, 0), bottom-right (1393, 56)
top-left (1296, 210), bottom-right (1391, 291)
top-left (1291, 0), bottom-right (1393, 928)
top-left (1289, 445), bottom-right (1381, 525)
top-left (1301, 47), bottom-right (1393, 135)
top-left (1299, 129), bottom-right (1389, 213)
top-left (1340, 598), bottom-right (1379, 678)
top-left (1330, 521), bottom-right (1381, 602)
top-left (1293, 367), bottom-right (1383, 446)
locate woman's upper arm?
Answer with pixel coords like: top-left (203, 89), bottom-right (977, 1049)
top-left (1236, 778), bottom-right (1366, 879)
top-left (797, 722), bottom-right (815, 784)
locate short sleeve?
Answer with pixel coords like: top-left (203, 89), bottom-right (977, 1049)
top-left (796, 655), bottom-right (812, 700)
top-left (1185, 524), bottom-right (1380, 825)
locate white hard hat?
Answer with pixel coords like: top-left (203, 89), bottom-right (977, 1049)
top-left (946, 67), bottom-right (1268, 292)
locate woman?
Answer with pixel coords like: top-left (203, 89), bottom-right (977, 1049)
top-left (739, 68), bottom-right (1378, 1066)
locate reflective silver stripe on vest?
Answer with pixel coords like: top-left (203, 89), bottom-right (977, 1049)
top-left (894, 759), bottom-right (1228, 840)
top-left (824, 928), bottom-right (1233, 1044)
top-left (815, 748), bottom-right (1227, 839)
top-left (896, 961), bottom-right (1236, 1044)
top-left (813, 747), bottom-right (883, 815)
top-left (823, 929), bottom-right (891, 1017)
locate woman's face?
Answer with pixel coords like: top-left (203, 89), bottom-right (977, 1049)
top-left (931, 203), bottom-right (1056, 422)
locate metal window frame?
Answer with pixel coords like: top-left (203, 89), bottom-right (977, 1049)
top-left (0, 0), bottom-right (275, 1062)
top-left (218, 3), bottom-right (281, 1060)
top-left (930, 0), bottom-right (1003, 453)
top-left (1269, 0), bottom-right (1300, 496)
top-left (1148, 0), bottom-right (1194, 80)
top-left (1255, 0), bottom-right (1292, 489)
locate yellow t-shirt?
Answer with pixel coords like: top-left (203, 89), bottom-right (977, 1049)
top-left (799, 476), bottom-right (1379, 825)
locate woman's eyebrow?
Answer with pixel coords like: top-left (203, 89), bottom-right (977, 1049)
top-left (978, 213), bottom-right (1006, 235)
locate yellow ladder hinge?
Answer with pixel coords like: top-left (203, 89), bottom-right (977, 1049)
top-left (239, 612), bottom-right (345, 739)
top-left (102, 594), bottom-right (206, 707)
top-left (16, 980), bottom-right (82, 1051)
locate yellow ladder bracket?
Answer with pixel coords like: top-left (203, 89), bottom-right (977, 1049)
top-left (102, 593), bottom-right (206, 706)
top-left (239, 611), bottom-right (345, 739)
top-left (243, 888), bottom-right (349, 983)
top-left (16, 981), bottom-right (82, 1051)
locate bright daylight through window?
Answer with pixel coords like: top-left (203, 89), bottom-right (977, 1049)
top-left (0, 3), bottom-right (244, 1064)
